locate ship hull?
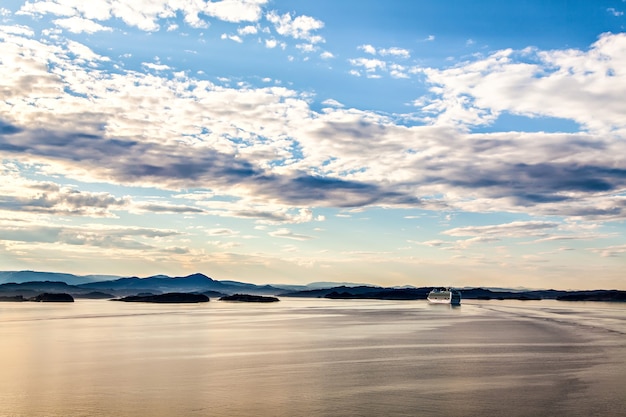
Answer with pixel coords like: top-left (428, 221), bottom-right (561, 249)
top-left (428, 288), bottom-right (461, 305)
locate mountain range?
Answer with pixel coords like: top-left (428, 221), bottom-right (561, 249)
top-left (1, 271), bottom-right (624, 301)
top-left (0, 271), bottom-right (283, 297)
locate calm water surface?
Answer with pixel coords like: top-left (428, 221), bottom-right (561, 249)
top-left (0, 298), bottom-right (624, 417)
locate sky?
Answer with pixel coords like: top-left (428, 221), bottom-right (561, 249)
top-left (1, 0), bottom-right (625, 289)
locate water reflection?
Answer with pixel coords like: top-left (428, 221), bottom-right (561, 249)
top-left (0, 299), bottom-right (624, 416)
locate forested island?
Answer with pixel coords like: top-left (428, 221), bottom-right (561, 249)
top-left (114, 293), bottom-right (210, 303)
top-left (0, 292), bottom-right (74, 302)
top-left (219, 294), bottom-right (280, 302)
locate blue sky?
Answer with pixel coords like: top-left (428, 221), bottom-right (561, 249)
top-left (1, 0), bottom-right (625, 289)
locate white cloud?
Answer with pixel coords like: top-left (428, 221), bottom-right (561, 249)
top-left (208, 240), bottom-right (240, 249)
top-left (66, 39), bottom-right (110, 63)
top-left (358, 45), bottom-right (409, 58)
top-left (269, 228), bottom-right (314, 240)
top-left (447, 236), bottom-right (502, 250)
top-left (443, 221), bottom-right (559, 238)
top-left (142, 62), bottom-right (171, 71)
top-left (358, 44), bottom-right (377, 55)
top-left (296, 43), bottom-right (315, 53)
top-left (238, 25), bottom-right (258, 35)
top-left (590, 244), bottom-right (626, 257)
top-left (266, 10), bottom-right (324, 43)
top-left (379, 47), bottom-right (410, 58)
top-left (293, 208), bottom-right (324, 223)
top-left (17, 1), bottom-right (76, 18)
top-left (320, 51), bottom-right (334, 59)
top-left (17, 0), bottom-right (269, 32)
top-left (207, 228), bottom-right (240, 236)
top-left (103, 1), bottom-right (164, 31)
top-left (349, 57), bottom-right (386, 72)
top-left (321, 98), bottom-right (343, 107)
top-left (607, 7), bottom-right (624, 17)
top-left (204, 0), bottom-right (268, 23)
top-left (389, 64), bottom-right (409, 79)
top-left (421, 240), bottom-right (445, 247)
top-left (352, 45), bottom-right (411, 78)
top-left (0, 24), bottom-right (35, 36)
top-left (53, 16), bottom-right (112, 33)
top-left (419, 33), bottom-right (626, 132)
top-left (265, 38), bottom-right (278, 48)
top-left (221, 33), bottom-right (243, 43)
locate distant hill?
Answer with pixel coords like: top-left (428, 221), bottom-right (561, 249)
top-left (305, 281), bottom-right (372, 289)
top-left (280, 286), bottom-right (626, 302)
top-left (0, 271), bottom-right (108, 285)
top-left (0, 281), bottom-right (77, 297)
top-left (0, 292), bottom-right (75, 302)
top-left (0, 272), bottom-right (285, 297)
top-left (280, 286), bottom-right (431, 300)
top-left (1, 271), bottom-right (624, 302)
top-left (556, 290), bottom-right (626, 302)
top-left (79, 273), bottom-right (224, 293)
top-left (79, 273), bottom-right (283, 296)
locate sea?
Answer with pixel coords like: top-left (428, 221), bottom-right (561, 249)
top-left (0, 298), bottom-right (624, 417)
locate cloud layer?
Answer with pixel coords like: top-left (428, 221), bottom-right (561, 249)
top-left (0, 2), bottom-right (624, 286)
top-left (1, 27), bottom-right (626, 222)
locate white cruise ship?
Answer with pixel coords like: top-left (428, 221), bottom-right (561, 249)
top-left (427, 287), bottom-right (461, 305)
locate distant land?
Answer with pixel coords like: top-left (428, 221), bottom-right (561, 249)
top-left (0, 271), bottom-right (624, 302)
top-left (0, 271), bottom-right (281, 298)
top-left (219, 294), bottom-right (280, 303)
top-left (0, 271), bottom-right (119, 286)
top-left (0, 292), bottom-right (74, 302)
top-left (114, 293), bottom-right (210, 303)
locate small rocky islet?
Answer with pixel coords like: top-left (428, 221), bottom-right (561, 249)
top-left (0, 293), bottom-right (75, 302)
top-left (114, 292), bottom-right (210, 303)
top-left (219, 294), bottom-right (280, 303)
top-left (1, 291), bottom-right (281, 304)
top-left (113, 292), bottom-right (280, 303)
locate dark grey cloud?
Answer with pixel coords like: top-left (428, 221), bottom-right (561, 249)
top-left (232, 209), bottom-right (293, 222)
top-left (510, 163), bottom-right (624, 193)
top-left (2, 119), bottom-right (626, 219)
top-left (446, 162), bottom-right (626, 207)
top-left (0, 121), bottom-right (422, 210)
top-left (513, 193), bottom-right (570, 204)
top-left (137, 203), bottom-right (205, 214)
top-left (255, 174), bottom-right (422, 207)
top-left (0, 120), bottom-right (22, 135)
top-left (538, 205), bottom-right (624, 219)
top-left (412, 131), bottom-right (626, 216)
top-left (0, 121), bottom-right (258, 184)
